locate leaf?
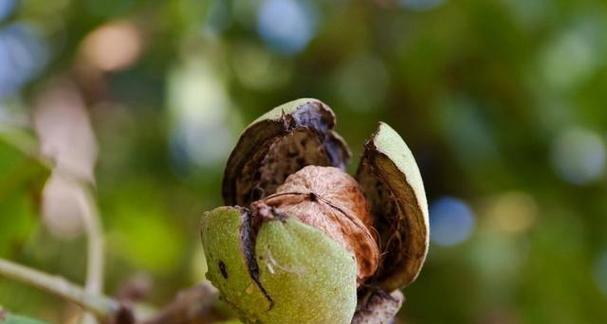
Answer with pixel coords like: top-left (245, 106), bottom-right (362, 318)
top-left (0, 125), bottom-right (50, 256)
top-left (0, 308), bottom-right (47, 324)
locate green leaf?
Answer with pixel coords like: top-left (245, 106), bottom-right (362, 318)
top-left (0, 126), bottom-right (50, 256)
top-left (0, 308), bottom-right (47, 324)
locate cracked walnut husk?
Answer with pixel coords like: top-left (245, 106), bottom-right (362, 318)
top-left (201, 98), bottom-right (429, 324)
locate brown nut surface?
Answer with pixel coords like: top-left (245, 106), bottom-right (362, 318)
top-left (258, 165), bottom-right (380, 284)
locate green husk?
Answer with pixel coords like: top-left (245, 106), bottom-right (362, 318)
top-left (201, 206), bottom-right (357, 324)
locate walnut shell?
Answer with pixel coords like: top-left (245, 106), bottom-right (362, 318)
top-left (207, 99), bottom-right (429, 323)
top-left (259, 165), bottom-right (380, 284)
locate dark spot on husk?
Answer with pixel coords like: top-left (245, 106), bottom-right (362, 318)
top-left (219, 261), bottom-right (228, 279)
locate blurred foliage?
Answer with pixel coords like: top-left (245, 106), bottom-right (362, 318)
top-left (0, 128), bottom-right (48, 257)
top-left (1, 0), bottom-right (607, 323)
top-left (0, 308), bottom-right (47, 324)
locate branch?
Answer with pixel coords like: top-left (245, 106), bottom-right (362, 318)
top-left (0, 258), bottom-right (120, 320)
top-left (352, 288), bottom-right (404, 324)
top-left (140, 282), bottom-right (223, 324)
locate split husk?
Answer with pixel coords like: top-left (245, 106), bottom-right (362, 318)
top-left (202, 98), bottom-right (429, 323)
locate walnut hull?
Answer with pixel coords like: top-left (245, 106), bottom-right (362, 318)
top-left (204, 98), bottom-right (429, 323)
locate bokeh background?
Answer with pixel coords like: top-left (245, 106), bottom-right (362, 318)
top-left (1, 0), bottom-right (607, 323)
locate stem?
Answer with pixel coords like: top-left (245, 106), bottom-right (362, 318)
top-left (79, 185), bottom-right (105, 324)
top-left (83, 190), bottom-right (104, 295)
top-left (141, 283), bottom-right (222, 324)
top-left (0, 258), bottom-right (119, 320)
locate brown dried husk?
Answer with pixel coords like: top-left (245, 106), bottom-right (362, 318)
top-left (357, 122), bottom-right (429, 291)
top-left (223, 99), bottom-right (351, 206)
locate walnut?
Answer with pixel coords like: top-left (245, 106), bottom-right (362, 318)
top-left (202, 99), bottom-right (429, 323)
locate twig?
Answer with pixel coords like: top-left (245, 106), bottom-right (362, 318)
top-left (352, 288), bottom-right (404, 324)
top-left (79, 184), bottom-right (106, 324)
top-left (0, 258), bottom-right (120, 320)
top-left (141, 282), bottom-right (223, 324)
top-left (2, 124), bottom-right (108, 322)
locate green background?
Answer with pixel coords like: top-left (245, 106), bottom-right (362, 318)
top-left (1, 0), bottom-right (607, 323)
